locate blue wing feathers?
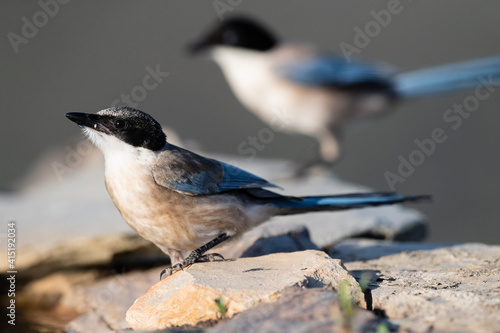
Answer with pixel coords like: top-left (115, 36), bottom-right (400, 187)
top-left (155, 146), bottom-right (429, 207)
top-left (153, 145), bottom-right (279, 195)
top-left (279, 53), bottom-right (500, 98)
top-left (277, 54), bottom-right (395, 88)
top-left (167, 171), bottom-right (220, 194)
top-left (217, 162), bottom-right (279, 192)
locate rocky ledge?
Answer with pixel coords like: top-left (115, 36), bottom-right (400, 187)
top-left (61, 240), bottom-right (500, 333)
top-left (126, 250), bottom-right (363, 330)
top-left (335, 239), bottom-right (500, 333)
top-left (2, 147), bottom-right (498, 332)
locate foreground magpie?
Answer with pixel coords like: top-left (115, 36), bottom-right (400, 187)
top-left (66, 107), bottom-right (429, 278)
top-left (189, 16), bottom-right (500, 165)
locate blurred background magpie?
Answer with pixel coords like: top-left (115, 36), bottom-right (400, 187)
top-left (189, 16), bottom-right (500, 165)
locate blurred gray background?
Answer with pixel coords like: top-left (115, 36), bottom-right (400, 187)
top-left (1, 1), bottom-right (499, 244)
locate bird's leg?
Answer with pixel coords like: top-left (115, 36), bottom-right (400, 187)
top-left (291, 130), bottom-right (341, 178)
top-left (317, 129), bottom-right (341, 165)
top-left (181, 233), bottom-right (230, 265)
top-left (160, 233), bottom-right (230, 279)
top-left (292, 154), bottom-right (325, 178)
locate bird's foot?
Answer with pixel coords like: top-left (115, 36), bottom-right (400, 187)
top-left (196, 253), bottom-right (226, 262)
top-left (160, 233), bottom-right (231, 280)
top-left (159, 253), bottom-right (226, 279)
top-left (160, 263), bottom-right (184, 279)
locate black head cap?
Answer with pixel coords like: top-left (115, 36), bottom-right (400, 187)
top-left (66, 107), bottom-right (167, 151)
top-left (189, 16), bottom-right (278, 53)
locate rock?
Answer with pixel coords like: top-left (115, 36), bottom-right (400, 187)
top-left (66, 311), bottom-right (115, 333)
top-left (19, 271), bottom-right (98, 310)
top-left (210, 287), bottom-right (387, 333)
top-left (215, 225), bottom-right (320, 259)
top-left (341, 240), bottom-right (500, 333)
top-left (17, 265), bottom-right (162, 332)
top-left (8, 233), bottom-right (167, 332)
top-left (126, 250), bottom-right (364, 330)
top-left (66, 268), bottom-right (160, 332)
top-left (329, 238), bottom-right (450, 262)
top-left (5, 233), bottom-right (166, 280)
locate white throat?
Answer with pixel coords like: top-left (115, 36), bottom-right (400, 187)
top-left (83, 127), bottom-right (158, 169)
top-left (210, 46), bottom-right (278, 113)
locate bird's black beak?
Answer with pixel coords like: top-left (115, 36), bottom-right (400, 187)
top-left (187, 38), bottom-right (212, 55)
top-left (66, 112), bottom-right (98, 128)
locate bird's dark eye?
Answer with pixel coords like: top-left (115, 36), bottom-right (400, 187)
top-left (114, 120), bottom-right (127, 129)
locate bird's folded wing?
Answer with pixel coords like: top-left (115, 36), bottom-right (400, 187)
top-left (152, 146), bottom-right (279, 195)
top-left (275, 53), bottom-right (395, 89)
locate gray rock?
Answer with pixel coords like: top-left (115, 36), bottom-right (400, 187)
top-left (215, 225), bottom-right (320, 259)
top-left (342, 241), bottom-right (500, 333)
top-left (210, 287), bottom-right (387, 333)
top-left (125, 250), bottom-right (364, 331)
top-left (330, 238), bottom-right (450, 262)
top-left (66, 311), bottom-right (115, 333)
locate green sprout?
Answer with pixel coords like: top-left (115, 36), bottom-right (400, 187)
top-left (358, 272), bottom-right (371, 292)
top-left (338, 279), bottom-right (356, 330)
top-left (376, 322), bottom-right (390, 333)
top-left (215, 296), bottom-right (228, 319)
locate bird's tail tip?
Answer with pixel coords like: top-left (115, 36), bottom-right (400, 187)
top-left (402, 193), bottom-right (432, 203)
top-left (273, 191), bottom-right (432, 216)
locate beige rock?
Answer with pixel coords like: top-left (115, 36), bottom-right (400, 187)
top-left (65, 268), bottom-right (160, 332)
top-left (342, 241), bottom-right (500, 333)
top-left (126, 250), bottom-right (364, 330)
top-left (7, 233), bottom-right (165, 280)
top-left (19, 271), bottom-right (98, 310)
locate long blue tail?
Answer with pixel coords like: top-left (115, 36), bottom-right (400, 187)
top-left (394, 56), bottom-right (500, 98)
top-left (274, 192), bottom-right (429, 216)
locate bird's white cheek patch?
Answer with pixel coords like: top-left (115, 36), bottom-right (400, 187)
top-left (82, 128), bottom-right (102, 147)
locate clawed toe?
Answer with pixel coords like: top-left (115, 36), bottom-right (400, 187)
top-left (160, 267), bottom-right (172, 280)
top-left (197, 253), bottom-right (226, 262)
top-left (159, 254), bottom-right (226, 280)
top-left (160, 234), bottom-right (231, 280)
top-left (159, 263), bottom-right (184, 280)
